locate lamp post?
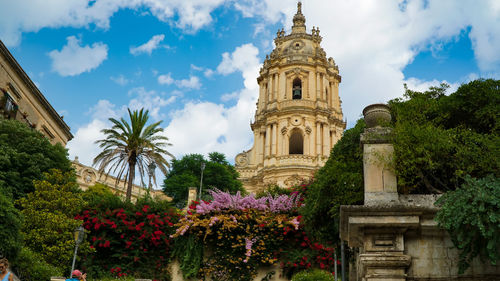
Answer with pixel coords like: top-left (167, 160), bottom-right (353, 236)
top-left (70, 225), bottom-right (85, 278)
top-left (147, 162), bottom-right (157, 196)
top-left (198, 162), bottom-right (206, 200)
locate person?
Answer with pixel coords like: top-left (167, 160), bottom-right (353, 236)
top-left (66, 270), bottom-right (86, 281)
top-left (0, 258), bottom-right (14, 281)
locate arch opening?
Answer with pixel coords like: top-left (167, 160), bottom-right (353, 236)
top-left (292, 78), bottom-right (302, 100)
top-left (289, 130), bottom-right (304, 154)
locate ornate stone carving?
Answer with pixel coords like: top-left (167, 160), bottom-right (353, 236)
top-left (305, 126), bottom-right (312, 134)
top-left (235, 152), bottom-right (248, 167)
top-left (281, 126), bottom-right (288, 135)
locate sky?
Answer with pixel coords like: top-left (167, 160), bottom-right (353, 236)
top-left (1, 0), bottom-right (499, 184)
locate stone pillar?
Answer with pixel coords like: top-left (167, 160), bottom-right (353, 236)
top-left (258, 131), bottom-right (264, 163)
top-left (271, 123), bottom-right (277, 155)
top-left (185, 187), bottom-right (197, 210)
top-left (316, 72), bottom-right (321, 99)
top-left (273, 73), bottom-right (278, 101)
top-left (323, 123), bottom-right (330, 156)
top-left (265, 125), bottom-right (271, 157)
top-left (316, 122), bottom-right (322, 156)
top-left (361, 104), bottom-right (397, 205)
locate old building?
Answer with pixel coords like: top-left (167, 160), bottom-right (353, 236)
top-left (0, 40), bottom-right (73, 145)
top-left (235, 2), bottom-right (346, 193)
top-left (0, 39), bottom-right (167, 202)
top-left (72, 156), bottom-right (171, 202)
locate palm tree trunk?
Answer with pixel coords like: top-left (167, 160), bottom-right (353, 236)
top-left (126, 162), bottom-right (136, 201)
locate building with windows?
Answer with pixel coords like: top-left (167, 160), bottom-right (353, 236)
top-left (235, 2), bottom-right (346, 193)
top-left (0, 40), bottom-right (73, 145)
top-left (0, 40), bottom-right (168, 202)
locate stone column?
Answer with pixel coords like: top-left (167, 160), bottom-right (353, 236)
top-left (271, 123), bottom-right (277, 155)
top-left (316, 122), bottom-right (322, 156)
top-left (316, 72), bottom-right (321, 99)
top-left (323, 123), bottom-right (330, 156)
top-left (265, 125), bottom-right (271, 157)
top-left (361, 104), bottom-right (397, 204)
top-left (184, 187), bottom-right (197, 210)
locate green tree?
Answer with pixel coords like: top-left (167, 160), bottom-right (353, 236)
top-left (389, 79), bottom-right (499, 193)
top-left (94, 108), bottom-right (174, 201)
top-left (17, 169), bottom-right (91, 271)
top-left (0, 192), bottom-right (23, 261)
top-left (300, 119), bottom-right (365, 243)
top-left (163, 152), bottom-right (244, 208)
top-left (0, 118), bottom-right (72, 199)
top-left (435, 175), bottom-right (500, 273)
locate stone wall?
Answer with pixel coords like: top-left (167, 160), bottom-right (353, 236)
top-left (340, 104), bottom-right (500, 281)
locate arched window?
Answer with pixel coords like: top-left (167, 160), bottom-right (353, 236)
top-left (292, 78), bottom-right (302, 100)
top-left (289, 130), bottom-right (303, 154)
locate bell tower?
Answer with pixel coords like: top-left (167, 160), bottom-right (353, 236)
top-left (235, 2), bottom-right (346, 193)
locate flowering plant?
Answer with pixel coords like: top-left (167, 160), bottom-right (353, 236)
top-left (76, 200), bottom-right (179, 280)
top-left (172, 188), bottom-right (337, 280)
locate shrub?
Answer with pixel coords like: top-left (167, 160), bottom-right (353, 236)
top-left (77, 196), bottom-right (179, 281)
top-left (12, 247), bottom-right (62, 281)
top-left (435, 175), bottom-right (500, 273)
top-left (172, 190), bottom-right (336, 280)
top-left (291, 269), bottom-right (335, 281)
top-left (0, 191), bottom-right (22, 262)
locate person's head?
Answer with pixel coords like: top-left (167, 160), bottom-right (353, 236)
top-left (0, 258), bottom-right (9, 273)
top-left (72, 269), bottom-right (82, 278)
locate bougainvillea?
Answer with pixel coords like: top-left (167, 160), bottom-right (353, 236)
top-left (171, 189), bottom-right (338, 280)
top-left (76, 202), bottom-right (179, 280)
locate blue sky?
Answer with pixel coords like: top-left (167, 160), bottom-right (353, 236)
top-left (1, 0), bottom-right (499, 180)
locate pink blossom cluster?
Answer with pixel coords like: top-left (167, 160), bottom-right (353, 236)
top-left (243, 237), bottom-right (257, 263)
top-left (195, 189), bottom-right (302, 214)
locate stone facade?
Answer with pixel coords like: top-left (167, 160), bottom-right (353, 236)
top-left (72, 157), bottom-right (171, 202)
top-left (235, 2), bottom-right (346, 193)
top-left (0, 40), bottom-right (73, 145)
top-left (339, 104), bottom-right (500, 281)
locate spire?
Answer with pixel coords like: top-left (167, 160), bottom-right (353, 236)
top-left (292, 1), bottom-right (306, 34)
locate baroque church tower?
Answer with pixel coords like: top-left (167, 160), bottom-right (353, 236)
top-left (235, 2), bottom-right (346, 193)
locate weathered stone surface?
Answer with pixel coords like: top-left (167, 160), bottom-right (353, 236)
top-left (340, 112), bottom-right (500, 280)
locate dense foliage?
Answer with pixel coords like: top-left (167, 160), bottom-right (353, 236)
top-left (77, 190), bottom-right (179, 280)
top-left (0, 118), bottom-right (72, 199)
top-left (389, 79), bottom-right (499, 193)
top-left (435, 175), bottom-right (499, 273)
top-left (16, 169), bottom-right (91, 273)
top-left (171, 189), bottom-right (338, 280)
top-left (291, 269), bottom-right (335, 281)
top-left (94, 108), bottom-right (174, 201)
top-left (300, 119), bottom-right (365, 243)
top-left (163, 152), bottom-right (244, 208)
top-left (12, 247), bottom-right (63, 281)
top-left (0, 192), bottom-right (23, 261)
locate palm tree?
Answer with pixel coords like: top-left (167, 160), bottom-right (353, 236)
top-left (93, 108), bottom-right (174, 201)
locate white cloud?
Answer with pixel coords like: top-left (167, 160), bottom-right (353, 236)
top-left (0, 0), bottom-right (226, 47)
top-left (158, 73), bottom-right (202, 89)
top-left (110, 74), bottom-right (129, 86)
top-left (403, 77), bottom-right (460, 94)
top-left (48, 36), bottom-right (108, 76)
top-left (67, 118), bottom-right (107, 166)
top-left (127, 87), bottom-right (177, 120)
top-left (130, 34), bottom-right (166, 55)
top-left (164, 43), bottom-right (261, 160)
top-left (217, 43), bottom-right (260, 90)
top-left (176, 76), bottom-right (201, 89)
top-left (158, 73), bottom-right (174, 85)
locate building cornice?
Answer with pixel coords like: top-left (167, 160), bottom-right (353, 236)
top-left (0, 40), bottom-right (73, 141)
